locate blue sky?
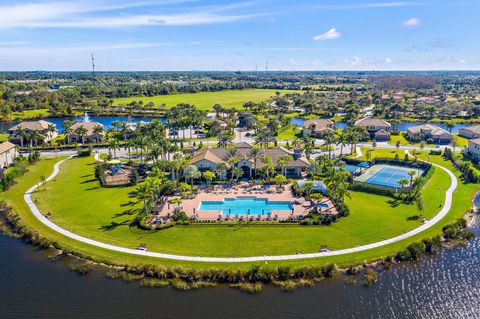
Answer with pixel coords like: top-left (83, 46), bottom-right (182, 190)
top-left (0, 0), bottom-right (478, 71)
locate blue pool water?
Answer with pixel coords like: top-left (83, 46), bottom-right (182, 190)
top-left (365, 167), bottom-right (416, 188)
top-left (345, 164), bottom-right (358, 174)
top-left (199, 197), bottom-right (292, 215)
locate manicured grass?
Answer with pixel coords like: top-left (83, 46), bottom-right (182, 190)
top-left (34, 155), bottom-right (448, 257)
top-left (11, 109), bottom-right (51, 120)
top-left (277, 125), bottom-right (301, 140)
top-left (359, 147), bottom-right (405, 160)
top-left (1, 152), bottom-right (476, 270)
top-left (113, 89), bottom-right (298, 111)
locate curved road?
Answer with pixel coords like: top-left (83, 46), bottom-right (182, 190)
top-left (24, 155), bottom-right (457, 263)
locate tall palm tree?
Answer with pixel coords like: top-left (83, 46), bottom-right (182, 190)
top-left (337, 131), bottom-right (348, 156)
top-left (278, 154), bottom-right (293, 176)
top-left (249, 148), bottom-right (262, 178)
top-left (108, 138), bottom-right (120, 158)
top-left (47, 124), bottom-right (56, 146)
top-left (225, 148), bottom-right (239, 182)
top-left (408, 170), bottom-right (416, 187)
top-left (93, 125), bottom-right (104, 143)
top-left (74, 126), bottom-right (88, 144)
top-left (14, 126), bottom-right (25, 147)
top-left (136, 182), bottom-right (153, 213)
top-left (62, 120), bottom-right (73, 145)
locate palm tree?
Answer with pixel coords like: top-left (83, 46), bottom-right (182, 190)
top-left (337, 131), bottom-right (348, 156)
top-left (125, 139), bottom-right (134, 162)
top-left (397, 178), bottom-right (409, 192)
top-left (302, 181), bottom-right (314, 200)
top-left (323, 131), bottom-right (336, 159)
top-left (93, 125), bottom-right (104, 143)
top-left (14, 126), bottom-right (25, 147)
top-left (62, 120), bottom-right (73, 145)
top-left (47, 124), bottom-right (56, 146)
top-left (215, 162), bottom-right (228, 181)
top-left (249, 148), bottom-right (262, 178)
top-left (203, 170), bottom-right (216, 188)
top-left (183, 165), bottom-right (201, 186)
top-left (74, 126), bottom-right (88, 144)
top-left (408, 170), bottom-right (416, 187)
top-left (225, 148), bottom-right (239, 182)
top-left (108, 138), bottom-right (120, 158)
top-left (261, 155), bottom-right (275, 183)
top-left (136, 182), bottom-right (153, 213)
top-left (169, 197), bottom-right (183, 208)
top-left (277, 154), bottom-right (293, 176)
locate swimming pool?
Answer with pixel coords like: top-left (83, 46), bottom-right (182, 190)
top-left (199, 197), bottom-right (293, 215)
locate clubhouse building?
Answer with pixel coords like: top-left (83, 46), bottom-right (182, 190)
top-left (70, 122), bottom-right (105, 143)
top-left (190, 142), bottom-right (310, 178)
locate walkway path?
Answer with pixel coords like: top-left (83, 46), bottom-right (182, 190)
top-left (24, 155), bottom-right (457, 263)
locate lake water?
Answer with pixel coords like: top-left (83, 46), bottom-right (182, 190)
top-left (2, 213), bottom-right (480, 318)
top-left (292, 118), bottom-right (471, 133)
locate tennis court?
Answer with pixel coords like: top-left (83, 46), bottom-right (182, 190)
top-left (355, 164), bottom-right (424, 189)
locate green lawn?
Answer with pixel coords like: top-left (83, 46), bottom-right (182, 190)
top-left (11, 109), bottom-right (51, 120)
top-left (113, 89), bottom-right (298, 110)
top-left (359, 147), bottom-right (406, 160)
top-left (277, 125), bottom-right (301, 140)
top-left (1, 152), bottom-right (476, 270)
top-left (34, 155), bottom-right (448, 257)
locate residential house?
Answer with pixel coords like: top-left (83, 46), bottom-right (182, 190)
top-left (465, 138), bottom-right (480, 160)
top-left (459, 125), bottom-right (480, 139)
top-left (8, 120), bottom-right (58, 146)
top-left (190, 142), bottom-right (310, 178)
top-left (302, 119), bottom-right (335, 138)
top-left (0, 142), bottom-right (18, 168)
top-left (354, 118), bottom-right (391, 141)
top-left (406, 124), bottom-right (452, 144)
top-left (70, 122), bottom-right (105, 143)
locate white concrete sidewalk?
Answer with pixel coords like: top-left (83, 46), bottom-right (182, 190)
top-left (24, 154), bottom-right (457, 263)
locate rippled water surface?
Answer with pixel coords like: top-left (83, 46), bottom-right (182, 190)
top-left (1, 222), bottom-right (480, 319)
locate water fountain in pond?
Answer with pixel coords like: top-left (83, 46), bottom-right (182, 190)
top-left (83, 112), bottom-right (90, 122)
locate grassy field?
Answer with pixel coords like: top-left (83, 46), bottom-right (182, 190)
top-left (1, 151), bottom-right (476, 270)
top-left (388, 133), bottom-right (468, 148)
top-left (277, 125), bottom-right (301, 140)
top-left (11, 109), bottom-right (51, 120)
top-left (359, 147), bottom-right (406, 160)
top-left (113, 89), bottom-right (297, 110)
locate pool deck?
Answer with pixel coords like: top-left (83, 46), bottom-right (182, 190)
top-left (157, 183), bottom-right (336, 221)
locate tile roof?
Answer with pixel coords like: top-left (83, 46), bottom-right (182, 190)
top-left (354, 118), bottom-right (391, 128)
top-left (71, 122), bottom-right (104, 135)
top-left (406, 124), bottom-right (451, 137)
top-left (0, 141), bottom-right (17, 154)
top-left (9, 120), bottom-right (55, 132)
top-left (461, 125), bottom-right (480, 134)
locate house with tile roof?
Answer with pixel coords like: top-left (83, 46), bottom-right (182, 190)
top-left (465, 138), bottom-right (480, 160)
top-left (70, 122), bottom-right (105, 143)
top-left (8, 120), bottom-right (57, 146)
top-left (406, 124), bottom-right (452, 144)
top-left (190, 142), bottom-right (310, 178)
top-left (354, 118), bottom-right (391, 141)
top-left (0, 142), bottom-right (18, 168)
top-left (459, 125), bottom-right (480, 139)
top-left (302, 119), bottom-right (335, 138)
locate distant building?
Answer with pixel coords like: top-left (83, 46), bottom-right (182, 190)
top-left (465, 138), bottom-right (480, 160)
top-left (296, 180), bottom-right (327, 194)
top-left (70, 122), bottom-right (105, 143)
top-left (406, 124), bottom-right (452, 144)
top-left (0, 142), bottom-right (18, 168)
top-left (459, 125), bottom-right (480, 139)
top-left (302, 119), bottom-right (335, 138)
top-left (354, 118), bottom-right (391, 141)
top-left (8, 120), bottom-right (57, 146)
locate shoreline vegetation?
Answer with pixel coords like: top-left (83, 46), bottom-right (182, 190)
top-left (0, 152), bottom-right (476, 291)
top-left (0, 202), bottom-right (475, 292)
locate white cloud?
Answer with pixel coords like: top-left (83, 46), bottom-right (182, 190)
top-left (402, 18), bottom-right (420, 27)
top-left (385, 57), bottom-right (393, 64)
top-left (0, 1), bottom-right (256, 29)
top-left (313, 28), bottom-right (341, 41)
